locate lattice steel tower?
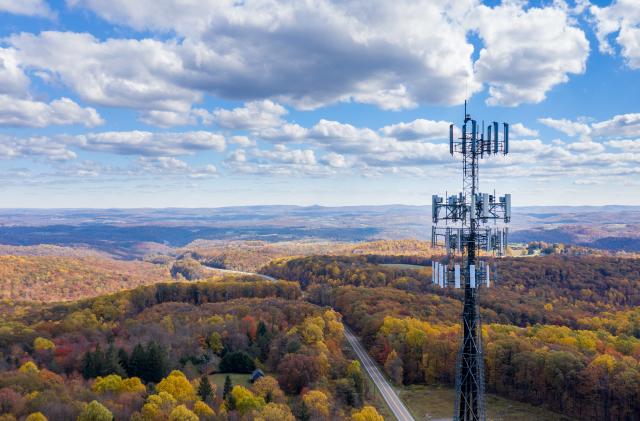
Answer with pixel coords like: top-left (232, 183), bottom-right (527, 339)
top-left (431, 102), bottom-right (512, 421)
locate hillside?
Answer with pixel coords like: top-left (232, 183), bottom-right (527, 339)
top-left (0, 277), bottom-right (383, 420)
top-left (0, 255), bottom-right (171, 302)
top-left (261, 254), bottom-right (640, 420)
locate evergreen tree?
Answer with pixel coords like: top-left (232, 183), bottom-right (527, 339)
top-left (223, 375), bottom-right (233, 400)
top-left (257, 321), bottom-right (268, 338)
top-left (256, 321), bottom-right (272, 362)
top-left (197, 374), bottom-right (214, 402)
top-left (219, 351), bottom-right (255, 373)
top-left (145, 341), bottom-right (168, 383)
top-left (104, 344), bottom-right (126, 377)
top-left (81, 350), bottom-right (96, 379)
top-left (117, 347), bottom-right (129, 374)
top-left (82, 345), bottom-right (107, 379)
top-left (127, 343), bottom-right (146, 379)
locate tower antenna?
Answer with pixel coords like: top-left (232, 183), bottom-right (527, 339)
top-left (432, 103), bottom-right (512, 421)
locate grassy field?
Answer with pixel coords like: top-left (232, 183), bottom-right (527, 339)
top-left (208, 373), bottom-right (252, 392)
top-left (379, 263), bottom-right (429, 270)
top-left (399, 384), bottom-right (575, 421)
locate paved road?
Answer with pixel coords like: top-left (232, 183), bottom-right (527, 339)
top-left (344, 327), bottom-right (415, 421)
top-left (202, 266), bottom-right (277, 281)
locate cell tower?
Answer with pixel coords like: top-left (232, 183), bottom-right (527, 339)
top-left (431, 101), bottom-right (512, 421)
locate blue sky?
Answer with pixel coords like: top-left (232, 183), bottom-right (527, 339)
top-left (0, 0), bottom-right (639, 207)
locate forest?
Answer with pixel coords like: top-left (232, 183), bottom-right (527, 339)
top-left (2, 244), bottom-right (640, 420)
top-left (261, 254), bottom-right (640, 420)
top-left (0, 277), bottom-right (383, 420)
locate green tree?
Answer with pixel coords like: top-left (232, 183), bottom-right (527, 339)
top-left (77, 400), bottom-right (113, 421)
top-left (223, 375), bottom-right (233, 399)
top-left (145, 341), bottom-right (168, 383)
top-left (219, 351), bottom-right (256, 373)
top-left (197, 374), bottom-right (214, 402)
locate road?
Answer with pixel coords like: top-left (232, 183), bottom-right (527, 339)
top-left (344, 327), bottom-right (415, 421)
top-left (203, 265), bottom-right (414, 420)
top-left (202, 265), bottom-right (277, 281)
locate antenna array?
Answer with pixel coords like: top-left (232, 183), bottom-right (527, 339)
top-left (431, 102), bottom-right (512, 421)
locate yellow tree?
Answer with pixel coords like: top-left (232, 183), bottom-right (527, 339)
top-left (256, 403), bottom-right (295, 421)
top-left (139, 392), bottom-right (177, 420)
top-left (168, 405), bottom-right (198, 421)
top-left (351, 406), bottom-right (384, 421)
top-left (33, 337), bottom-right (55, 351)
top-left (157, 371), bottom-right (196, 404)
top-left (231, 385), bottom-right (266, 415)
top-left (77, 400), bottom-right (113, 421)
top-left (193, 401), bottom-right (215, 419)
top-left (252, 376), bottom-right (286, 403)
top-left (302, 390), bottom-right (330, 420)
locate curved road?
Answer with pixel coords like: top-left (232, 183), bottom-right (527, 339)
top-left (202, 266), bottom-right (277, 281)
top-left (345, 327), bottom-right (415, 421)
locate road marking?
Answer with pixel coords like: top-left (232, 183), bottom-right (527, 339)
top-left (344, 327), bottom-right (415, 421)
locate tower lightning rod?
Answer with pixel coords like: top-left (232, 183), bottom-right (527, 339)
top-left (431, 101), bottom-right (512, 421)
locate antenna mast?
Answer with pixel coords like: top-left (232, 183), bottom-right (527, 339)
top-left (431, 103), bottom-right (512, 421)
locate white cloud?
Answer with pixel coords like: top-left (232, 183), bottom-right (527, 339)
top-left (253, 144), bottom-right (317, 166)
top-left (606, 139), bottom-right (640, 151)
top-left (380, 119), bottom-right (451, 141)
top-left (473, 3), bottom-right (589, 106)
top-left (539, 117), bottom-right (592, 138)
top-left (258, 123), bottom-right (308, 143)
top-left (229, 136), bottom-right (256, 147)
top-left (8, 32), bottom-right (200, 114)
top-left (0, 95), bottom-right (103, 128)
top-left (591, 113), bottom-right (640, 138)
top-left (510, 123), bottom-right (539, 138)
top-left (0, 135), bottom-right (76, 161)
top-left (3, 1), bottom-right (593, 116)
top-left (54, 1), bottom-right (483, 109)
top-left (0, 0), bottom-right (53, 17)
top-left (213, 100), bottom-right (288, 130)
top-left (565, 141), bottom-right (605, 153)
top-left (540, 113), bottom-right (640, 141)
top-left (322, 152), bottom-right (348, 168)
top-left (591, 0), bottom-right (640, 68)
top-left (0, 48), bottom-right (30, 96)
top-left (72, 131), bottom-right (225, 156)
top-left (136, 156), bottom-right (218, 178)
top-left (139, 110), bottom-right (195, 127)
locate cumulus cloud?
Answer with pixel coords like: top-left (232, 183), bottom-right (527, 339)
top-left (41, 1), bottom-right (483, 110)
top-left (1, 1), bottom-right (593, 116)
top-left (473, 3), bottom-right (589, 106)
top-left (322, 152), bottom-right (348, 168)
top-left (591, 113), bottom-right (640, 138)
top-left (229, 136), bottom-right (256, 147)
top-left (606, 139), bottom-right (640, 151)
top-left (0, 135), bottom-right (76, 161)
top-left (8, 32), bottom-right (200, 114)
top-left (136, 156), bottom-right (218, 177)
top-left (0, 48), bottom-right (30, 96)
top-left (591, 0), bottom-right (640, 69)
top-left (510, 123), bottom-right (539, 138)
top-left (213, 101), bottom-right (288, 130)
top-left (0, 95), bottom-right (103, 128)
top-left (539, 117), bottom-right (592, 138)
top-left (540, 113), bottom-right (640, 140)
top-left (379, 119), bottom-right (451, 141)
top-left (0, 0), bottom-right (54, 17)
top-left (72, 131), bottom-right (225, 156)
